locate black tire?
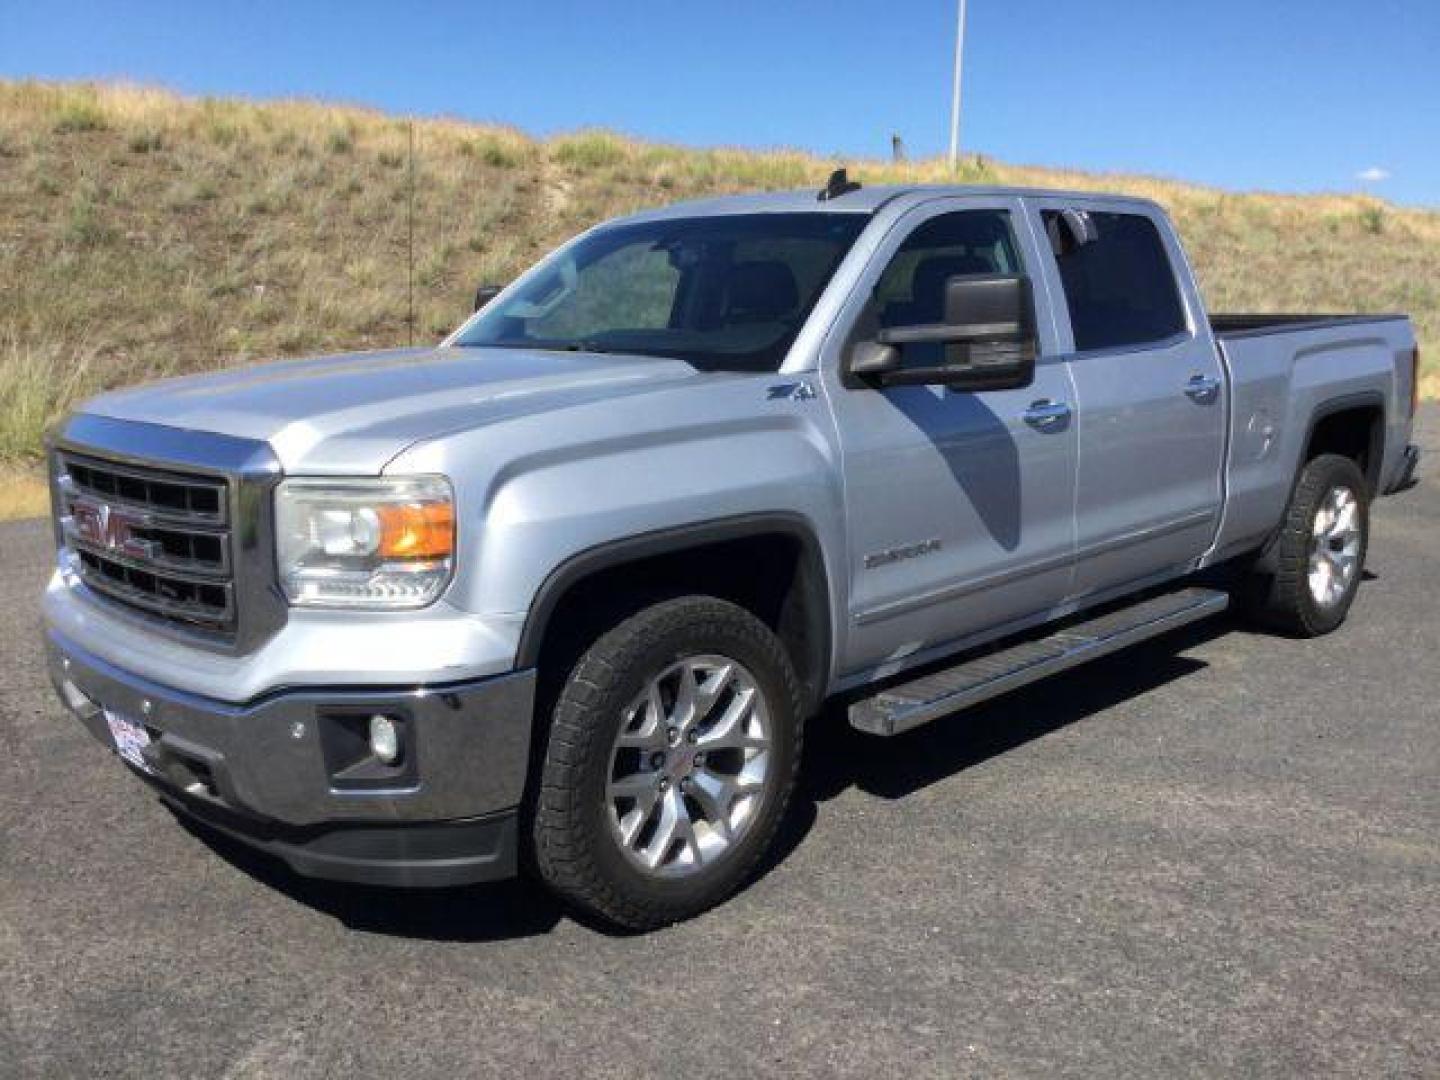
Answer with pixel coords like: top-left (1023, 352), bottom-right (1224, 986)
top-left (1240, 453), bottom-right (1370, 637)
top-left (531, 596), bottom-right (803, 930)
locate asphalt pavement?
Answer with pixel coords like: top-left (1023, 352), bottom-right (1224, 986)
top-left (3, 409), bottom-right (1437, 1079)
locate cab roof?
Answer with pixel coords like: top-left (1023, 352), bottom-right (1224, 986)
top-left (617, 184), bottom-right (1159, 223)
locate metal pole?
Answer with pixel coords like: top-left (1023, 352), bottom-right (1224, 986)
top-left (948, 0), bottom-right (967, 169)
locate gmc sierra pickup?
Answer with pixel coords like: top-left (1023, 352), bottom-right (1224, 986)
top-left (44, 175), bottom-right (1421, 929)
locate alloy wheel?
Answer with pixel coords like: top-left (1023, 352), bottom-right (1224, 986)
top-left (1308, 484), bottom-right (1362, 608)
top-left (605, 655), bottom-right (772, 878)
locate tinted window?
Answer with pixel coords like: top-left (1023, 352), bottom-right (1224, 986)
top-left (867, 210), bottom-right (1024, 371)
top-left (454, 213), bottom-right (867, 372)
top-left (875, 210), bottom-right (1022, 328)
top-left (1044, 210), bottom-right (1186, 351)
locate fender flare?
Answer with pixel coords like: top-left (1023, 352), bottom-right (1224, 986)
top-left (1299, 389), bottom-right (1386, 492)
top-left (514, 512), bottom-right (834, 709)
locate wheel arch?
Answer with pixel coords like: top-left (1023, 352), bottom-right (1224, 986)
top-left (516, 512), bottom-right (834, 714)
top-left (1248, 392), bottom-right (1384, 573)
top-left (1300, 390), bottom-right (1386, 494)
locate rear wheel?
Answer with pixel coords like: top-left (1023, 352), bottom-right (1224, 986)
top-left (1241, 453), bottom-right (1369, 636)
top-left (531, 596), bottom-right (802, 930)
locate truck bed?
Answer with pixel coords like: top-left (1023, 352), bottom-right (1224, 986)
top-left (1210, 312), bottom-right (1409, 338)
top-left (1208, 310), bottom-right (1417, 564)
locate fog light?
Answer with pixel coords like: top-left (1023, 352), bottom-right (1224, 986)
top-left (369, 714), bottom-right (401, 765)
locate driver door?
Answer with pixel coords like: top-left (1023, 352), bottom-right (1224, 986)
top-left (821, 198), bottom-right (1078, 678)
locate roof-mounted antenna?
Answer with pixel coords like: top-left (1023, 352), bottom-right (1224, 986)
top-left (817, 167), bottom-right (861, 202)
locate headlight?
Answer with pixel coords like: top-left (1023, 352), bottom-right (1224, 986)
top-left (275, 476), bottom-right (455, 609)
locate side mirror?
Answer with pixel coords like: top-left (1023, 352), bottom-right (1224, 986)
top-left (850, 273), bottom-right (1037, 392)
top-left (473, 283), bottom-right (504, 312)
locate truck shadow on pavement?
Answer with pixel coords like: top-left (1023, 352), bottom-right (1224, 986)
top-left (172, 812), bottom-right (569, 941)
top-left (177, 615), bottom-right (1238, 941)
top-left (795, 615), bottom-right (1234, 806)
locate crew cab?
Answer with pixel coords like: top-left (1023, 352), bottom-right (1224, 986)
top-left (43, 175), bottom-right (1422, 929)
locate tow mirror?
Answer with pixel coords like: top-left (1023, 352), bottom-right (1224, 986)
top-left (850, 273), bottom-right (1038, 393)
top-left (473, 283), bottom-right (504, 312)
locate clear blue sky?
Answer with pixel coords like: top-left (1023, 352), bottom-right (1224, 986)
top-left (3, 0), bottom-right (1436, 206)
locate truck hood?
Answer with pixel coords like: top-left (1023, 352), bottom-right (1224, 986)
top-left (82, 346), bottom-right (706, 473)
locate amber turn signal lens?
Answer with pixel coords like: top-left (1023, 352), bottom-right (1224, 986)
top-left (376, 502), bottom-right (454, 560)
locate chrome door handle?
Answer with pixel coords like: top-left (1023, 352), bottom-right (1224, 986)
top-left (1023, 399), bottom-right (1071, 429)
top-left (1184, 374), bottom-right (1221, 403)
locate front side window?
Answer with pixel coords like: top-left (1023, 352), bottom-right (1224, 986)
top-left (874, 210), bottom-right (1023, 329)
top-left (453, 212), bottom-right (868, 372)
top-left (865, 209), bottom-right (1024, 370)
top-left (1042, 210), bottom-right (1187, 351)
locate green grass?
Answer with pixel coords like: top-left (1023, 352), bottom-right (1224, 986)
top-left (1, 78), bottom-right (1436, 468)
top-left (51, 93), bottom-right (108, 133)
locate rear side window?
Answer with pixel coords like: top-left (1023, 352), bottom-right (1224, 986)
top-left (1043, 210), bottom-right (1186, 351)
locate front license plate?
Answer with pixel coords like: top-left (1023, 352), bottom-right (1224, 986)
top-left (104, 709), bottom-right (152, 772)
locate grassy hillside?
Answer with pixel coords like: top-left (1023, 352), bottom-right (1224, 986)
top-left (2, 80), bottom-right (1436, 468)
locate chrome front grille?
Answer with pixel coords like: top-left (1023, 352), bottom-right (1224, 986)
top-left (57, 452), bottom-right (237, 634)
top-left (64, 455), bottom-right (227, 523)
top-left (50, 414), bottom-right (287, 654)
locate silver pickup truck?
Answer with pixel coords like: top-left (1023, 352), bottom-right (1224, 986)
top-left (43, 175), bottom-right (1421, 929)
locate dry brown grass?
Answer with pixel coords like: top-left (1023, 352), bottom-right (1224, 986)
top-left (0, 468), bottom-right (49, 521)
top-left (1, 79), bottom-right (1436, 470)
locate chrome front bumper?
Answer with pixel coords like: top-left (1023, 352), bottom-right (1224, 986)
top-left (46, 630), bottom-right (535, 884)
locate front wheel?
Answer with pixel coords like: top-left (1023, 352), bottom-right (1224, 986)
top-left (1241, 453), bottom-right (1370, 636)
top-left (531, 596), bottom-right (802, 930)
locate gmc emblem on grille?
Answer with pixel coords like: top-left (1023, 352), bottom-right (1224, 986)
top-left (70, 498), bottom-right (158, 560)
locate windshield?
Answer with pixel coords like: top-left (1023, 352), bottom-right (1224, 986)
top-left (452, 212), bottom-right (869, 372)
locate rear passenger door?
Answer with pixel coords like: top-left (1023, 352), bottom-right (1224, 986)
top-left (1030, 200), bottom-right (1226, 601)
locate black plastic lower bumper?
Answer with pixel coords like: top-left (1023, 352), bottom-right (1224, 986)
top-left (154, 779), bottom-right (518, 887)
